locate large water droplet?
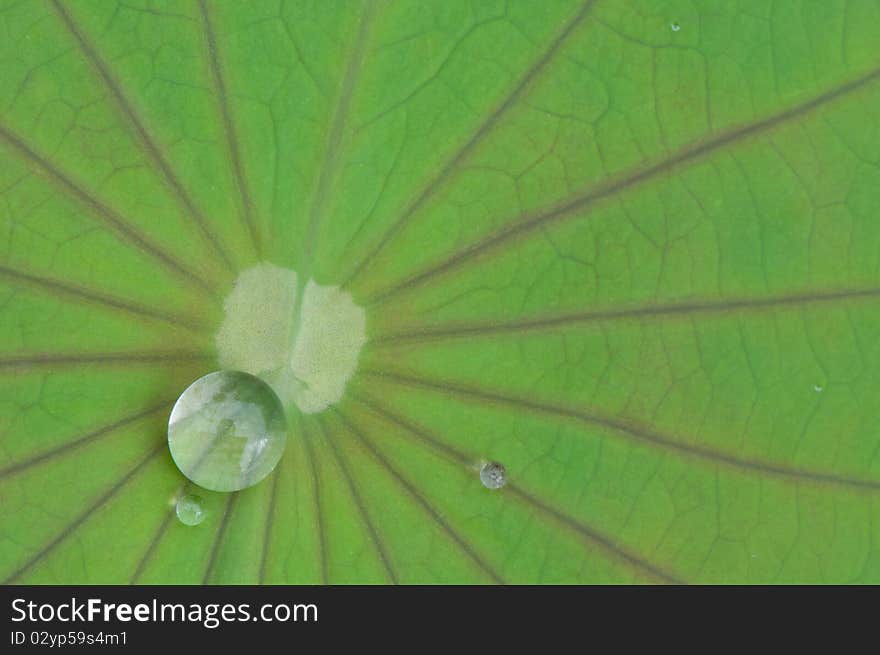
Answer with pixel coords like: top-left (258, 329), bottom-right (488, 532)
top-left (175, 493), bottom-right (205, 526)
top-left (480, 461), bottom-right (507, 490)
top-left (168, 370), bottom-right (287, 492)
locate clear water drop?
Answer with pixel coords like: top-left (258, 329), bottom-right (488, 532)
top-left (671, 21), bottom-right (681, 31)
top-left (168, 370), bottom-right (288, 492)
top-left (175, 493), bottom-right (205, 526)
top-left (480, 461), bottom-right (507, 490)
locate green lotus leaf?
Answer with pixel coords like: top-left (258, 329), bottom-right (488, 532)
top-left (2, 0), bottom-right (880, 584)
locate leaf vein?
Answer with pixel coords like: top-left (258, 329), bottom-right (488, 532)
top-left (366, 64), bottom-right (880, 304)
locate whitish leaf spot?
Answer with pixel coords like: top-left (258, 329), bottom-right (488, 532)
top-left (216, 263), bottom-right (366, 414)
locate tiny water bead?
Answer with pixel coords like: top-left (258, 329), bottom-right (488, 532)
top-left (479, 461), bottom-right (507, 490)
top-left (175, 493), bottom-right (205, 526)
top-left (168, 370), bottom-right (287, 492)
top-left (671, 21), bottom-right (681, 31)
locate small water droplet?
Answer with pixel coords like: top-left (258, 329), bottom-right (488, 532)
top-left (671, 21), bottom-right (681, 32)
top-left (814, 384), bottom-right (824, 392)
top-left (480, 461), bottom-right (507, 490)
top-left (168, 370), bottom-right (288, 492)
top-left (175, 493), bottom-right (205, 526)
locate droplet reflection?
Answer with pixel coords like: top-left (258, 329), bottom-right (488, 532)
top-left (168, 370), bottom-right (287, 492)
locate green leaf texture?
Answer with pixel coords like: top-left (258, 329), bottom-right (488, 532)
top-left (2, 0), bottom-right (880, 584)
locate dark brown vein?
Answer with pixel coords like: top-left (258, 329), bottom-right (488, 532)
top-left (348, 390), bottom-right (470, 467)
top-left (129, 503), bottom-right (176, 584)
top-left (300, 418), bottom-right (329, 584)
top-left (333, 408), bottom-right (505, 584)
top-left (341, 0), bottom-right (597, 288)
top-left (0, 349), bottom-right (211, 371)
top-left (2, 444), bottom-right (162, 584)
top-left (0, 401), bottom-right (171, 480)
top-left (347, 392), bottom-right (683, 584)
top-left (49, 0), bottom-right (235, 272)
top-left (503, 483), bottom-right (682, 584)
top-left (299, 1), bottom-right (376, 278)
top-left (363, 368), bottom-right (880, 492)
top-left (369, 286), bottom-right (880, 346)
top-left (0, 123), bottom-right (218, 296)
top-left (258, 469), bottom-right (280, 584)
top-left (129, 479), bottom-right (190, 585)
top-left (0, 264), bottom-right (209, 333)
top-left (202, 492), bottom-right (238, 585)
top-left (197, 0), bottom-right (261, 257)
top-left (315, 414), bottom-right (398, 584)
top-left (366, 64), bottom-right (880, 305)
